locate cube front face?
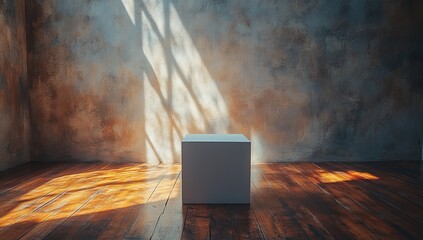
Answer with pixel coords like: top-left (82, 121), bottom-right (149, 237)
top-left (182, 140), bottom-right (251, 204)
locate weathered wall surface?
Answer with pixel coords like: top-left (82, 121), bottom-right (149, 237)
top-left (0, 0), bottom-right (29, 171)
top-left (26, 0), bottom-right (423, 163)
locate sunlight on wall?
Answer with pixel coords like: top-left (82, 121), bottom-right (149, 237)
top-left (121, 0), bottom-right (230, 163)
top-left (251, 128), bottom-right (265, 162)
top-left (314, 169), bottom-right (379, 183)
top-left (121, 0), bottom-right (136, 24)
top-left (118, 1), bottom-right (273, 163)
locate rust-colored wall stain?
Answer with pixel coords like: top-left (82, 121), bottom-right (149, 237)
top-left (25, 0), bottom-right (423, 163)
top-left (0, 0), bottom-right (29, 171)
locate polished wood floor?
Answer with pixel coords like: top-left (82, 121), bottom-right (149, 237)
top-left (0, 161), bottom-right (421, 240)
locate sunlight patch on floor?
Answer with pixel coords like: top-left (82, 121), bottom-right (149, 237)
top-left (0, 165), bottom-right (180, 228)
top-left (314, 169), bottom-right (379, 183)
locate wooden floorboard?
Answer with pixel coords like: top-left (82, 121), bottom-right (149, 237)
top-left (125, 165), bottom-right (180, 240)
top-left (307, 162), bottom-right (412, 239)
top-left (310, 162), bottom-right (420, 239)
top-left (150, 174), bottom-right (187, 240)
top-left (257, 164), bottom-right (333, 239)
top-left (0, 161), bottom-right (421, 239)
top-left (181, 205), bottom-right (212, 240)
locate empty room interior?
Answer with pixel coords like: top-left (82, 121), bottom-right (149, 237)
top-left (1, 0), bottom-right (422, 239)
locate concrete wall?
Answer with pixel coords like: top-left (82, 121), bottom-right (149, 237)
top-left (26, 0), bottom-right (423, 163)
top-left (0, 0), bottom-right (29, 171)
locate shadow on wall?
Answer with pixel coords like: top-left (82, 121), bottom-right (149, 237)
top-left (170, 0), bottom-right (423, 162)
top-left (27, 0), bottom-right (423, 163)
top-left (0, 0), bottom-right (29, 172)
top-left (28, 0), bottom-right (230, 164)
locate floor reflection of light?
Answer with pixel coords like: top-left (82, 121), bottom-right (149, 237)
top-left (0, 164), bottom-right (180, 228)
top-left (315, 169), bottom-right (379, 183)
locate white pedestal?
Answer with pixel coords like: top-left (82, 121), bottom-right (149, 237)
top-left (182, 134), bottom-right (251, 204)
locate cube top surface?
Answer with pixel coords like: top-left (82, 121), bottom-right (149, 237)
top-left (182, 134), bottom-right (250, 143)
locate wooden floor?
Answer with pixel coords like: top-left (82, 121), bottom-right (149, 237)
top-left (0, 161), bottom-right (421, 240)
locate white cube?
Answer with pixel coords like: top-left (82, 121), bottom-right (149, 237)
top-left (182, 134), bottom-right (251, 204)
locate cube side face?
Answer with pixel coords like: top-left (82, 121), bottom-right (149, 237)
top-left (182, 141), bottom-right (251, 204)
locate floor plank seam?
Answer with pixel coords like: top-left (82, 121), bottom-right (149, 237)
top-left (124, 166), bottom-right (170, 240)
top-left (149, 171), bottom-right (181, 240)
top-left (208, 220), bottom-right (211, 240)
top-left (263, 164), bottom-right (335, 240)
top-left (290, 164), bottom-right (383, 239)
top-left (42, 188), bottom-right (104, 240)
top-left (251, 170), bottom-right (285, 238)
top-left (0, 162), bottom-right (421, 240)
top-left (48, 164), bottom-right (115, 239)
top-left (250, 205), bottom-right (265, 240)
top-left (181, 205), bottom-right (189, 238)
top-left (331, 162), bottom-right (419, 222)
top-left (16, 164), bottom-right (113, 239)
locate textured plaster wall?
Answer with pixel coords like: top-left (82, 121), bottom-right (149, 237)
top-left (26, 0), bottom-right (423, 163)
top-left (0, 0), bottom-right (29, 171)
